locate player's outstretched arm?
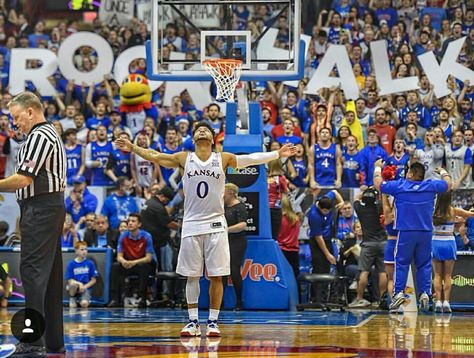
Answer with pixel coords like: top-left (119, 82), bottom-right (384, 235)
top-left (223, 143), bottom-right (297, 169)
top-left (115, 137), bottom-right (183, 169)
top-left (373, 159), bottom-right (384, 192)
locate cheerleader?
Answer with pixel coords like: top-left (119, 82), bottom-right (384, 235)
top-left (432, 192), bottom-right (474, 313)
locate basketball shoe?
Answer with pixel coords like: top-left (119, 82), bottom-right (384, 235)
top-left (389, 291), bottom-right (407, 313)
top-left (180, 320), bottom-right (201, 337)
top-left (419, 292), bottom-right (430, 312)
top-left (206, 320), bottom-right (221, 337)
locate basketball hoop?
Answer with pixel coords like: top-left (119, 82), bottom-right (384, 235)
top-left (203, 59), bottom-right (243, 102)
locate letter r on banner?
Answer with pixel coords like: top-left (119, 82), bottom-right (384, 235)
top-left (418, 37), bottom-right (474, 98)
top-left (9, 49), bottom-right (58, 96)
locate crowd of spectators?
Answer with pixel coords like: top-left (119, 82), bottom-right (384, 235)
top-left (0, 0), bottom-right (471, 307)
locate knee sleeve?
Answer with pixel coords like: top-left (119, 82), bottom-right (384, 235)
top-left (186, 277), bottom-right (200, 304)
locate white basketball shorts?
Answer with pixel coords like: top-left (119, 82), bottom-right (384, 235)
top-left (176, 231), bottom-right (230, 277)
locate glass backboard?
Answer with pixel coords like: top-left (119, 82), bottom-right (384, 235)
top-left (146, 0), bottom-right (304, 82)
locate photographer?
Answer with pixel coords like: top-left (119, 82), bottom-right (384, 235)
top-left (349, 187), bottom-right (388, 308)
top-left (141, 184), bottom-right (178, 299)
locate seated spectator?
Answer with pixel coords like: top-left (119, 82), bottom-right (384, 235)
top-left (108, 214), bottom-right (154, 308)
top-left (340, 221), bottom-right (362, 288)
top-left (65, 176), bottom-right (98, 226)
top-left (83, 214), bottom-right (119, 253)
top-left (65, 241), bottom-right (98, 308)
top-left (118, 220), bottom-right (129, 234)
top-left (61, 214), bottom-right (80, 248)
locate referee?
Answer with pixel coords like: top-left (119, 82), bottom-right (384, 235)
top-left (0, 92), bottom-right (66, 355)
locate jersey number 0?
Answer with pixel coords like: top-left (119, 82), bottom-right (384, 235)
top-left (196, 181), bottom-right (209, 199)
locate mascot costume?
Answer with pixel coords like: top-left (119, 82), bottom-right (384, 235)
top-left (119, 73), bottom-right (158, 138)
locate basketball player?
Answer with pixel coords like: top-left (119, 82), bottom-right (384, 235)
top-left (115, 122), bottom-right (296, 337)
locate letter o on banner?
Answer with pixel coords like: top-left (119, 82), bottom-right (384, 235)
top-left (57, 32), bottom-right (113, 84)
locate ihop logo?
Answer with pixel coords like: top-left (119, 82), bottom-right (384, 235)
top-left (241, 259), bottom-right (278, 282)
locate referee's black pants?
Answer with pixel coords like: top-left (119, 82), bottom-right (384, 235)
top-left (19, 192), bottom-right (65, 351)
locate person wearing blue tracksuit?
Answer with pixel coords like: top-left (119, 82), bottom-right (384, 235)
top-left (374, 160), bottom-right (452, 312)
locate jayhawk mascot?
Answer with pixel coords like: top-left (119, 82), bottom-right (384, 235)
top-left (119, 73), bottom-right (158, 137)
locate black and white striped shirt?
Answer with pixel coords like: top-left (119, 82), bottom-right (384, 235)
top-left (16, 122), bottom-right (66, 201)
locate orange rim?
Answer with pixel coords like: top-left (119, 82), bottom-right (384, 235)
top-left (203, 58), bottom-right (243, 76)
top-left (202, 59), bottom-right (243, 67)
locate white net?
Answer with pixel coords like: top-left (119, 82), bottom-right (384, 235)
top-left (202, 59), bottom-right (243, 102)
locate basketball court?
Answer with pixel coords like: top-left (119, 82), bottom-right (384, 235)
top-left (1, 308), bottom-right (473, 357)
top-left (2, 1), bottom-right (474, 357)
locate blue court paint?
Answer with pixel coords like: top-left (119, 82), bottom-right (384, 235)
top-left (58, 308), bottom-right (374, 326)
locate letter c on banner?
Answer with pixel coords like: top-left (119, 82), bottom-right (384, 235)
top-left (57, 32), bottom-right (113, 84)
top-left (114, 45), bottom-right (163, 90)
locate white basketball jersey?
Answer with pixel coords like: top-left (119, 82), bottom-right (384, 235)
top-left (133, 154), bottom-right (154, 188)
top-left (445, 144), bottom-right (469, 188)
top-left (181, 152), bottom-right (226, 238)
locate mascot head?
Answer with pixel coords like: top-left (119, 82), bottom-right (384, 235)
top-left (120, 73), bottom-right (152, 106)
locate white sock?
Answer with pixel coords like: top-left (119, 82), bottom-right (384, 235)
top-left (188, 307), bottom-right (198, 321)
top-left (209, 309), bottom-right (219, 321)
